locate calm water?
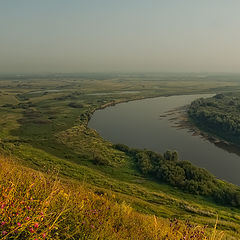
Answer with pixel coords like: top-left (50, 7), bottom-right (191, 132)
top-left (89, 94), bottom-right (240, 185)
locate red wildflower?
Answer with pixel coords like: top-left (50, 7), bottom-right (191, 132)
top-left (34, 223), bottom-right (39, 228)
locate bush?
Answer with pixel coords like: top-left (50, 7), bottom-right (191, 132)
top-left (93, 154), bottom-right (109, 165)
top-left (68, 102), bottom-right (84, 108)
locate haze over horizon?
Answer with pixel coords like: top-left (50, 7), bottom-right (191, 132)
top-left (1, 1), bottom-right (240, 73)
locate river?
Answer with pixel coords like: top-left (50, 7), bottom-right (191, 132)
top-left (88, 94), bottom-right (240, 185)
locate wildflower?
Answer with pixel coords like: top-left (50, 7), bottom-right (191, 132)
top-left (42, 233), bottom-right (46, 238)
top-left (63, 193), bottom-right (69, 198)
top-left (1, 221), bottom-right (6, 226)
top-left (34, 223), bottom-right (39, 228)
top-left (17, 222), bottom-right (21, 227)
top-left (2, 231), bottom-right (7, 236)
top-left (26, 216), bottom-right (30, 221)
top-left (29, 227), bottom-right (34, 233)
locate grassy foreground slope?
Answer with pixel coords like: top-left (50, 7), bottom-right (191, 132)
top-left (1, 74), bottom-right (240, 238)
top-left (0, 156), bottom-right (224, 240)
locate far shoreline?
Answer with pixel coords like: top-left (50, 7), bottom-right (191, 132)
top-left (168, 105), bottom-right (240, 158)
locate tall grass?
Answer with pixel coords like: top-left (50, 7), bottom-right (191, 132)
top-left (0, 156), bottom-right (224, 240)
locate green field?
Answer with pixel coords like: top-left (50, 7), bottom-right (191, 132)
top-left (1, 73), bottom-right (240, 239)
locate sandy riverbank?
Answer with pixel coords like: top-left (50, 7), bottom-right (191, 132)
top-left (161, 105), bottom-right (240, 157)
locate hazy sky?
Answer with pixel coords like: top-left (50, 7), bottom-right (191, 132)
top-left (1, 0), bottom-right (240, 73)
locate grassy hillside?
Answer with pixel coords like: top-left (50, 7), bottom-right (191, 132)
top-left (0, 156), bottom-right (224, 240)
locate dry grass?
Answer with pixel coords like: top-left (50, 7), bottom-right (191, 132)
top-left (0, 156), bottom-right (225, 240)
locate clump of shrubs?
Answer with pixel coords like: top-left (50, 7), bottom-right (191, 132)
top-left (68, 102), bottom-right (84, 108)
top-left (114, 144), bottom-right (240, 207)
top-left (93, 154), bottom-right (110, 165)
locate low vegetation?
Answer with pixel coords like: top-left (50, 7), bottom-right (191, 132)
top-left (0, 156), bottom-right (225, 240)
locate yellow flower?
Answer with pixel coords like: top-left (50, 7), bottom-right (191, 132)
top-left (63, 193), bottom-right (69, 199)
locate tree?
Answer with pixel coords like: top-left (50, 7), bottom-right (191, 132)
top-left (136, 152), bottom-right (153, 174)
top-left (164, 150), bottom-right (178, 161)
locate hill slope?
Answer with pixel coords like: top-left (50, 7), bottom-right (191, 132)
top-left (0, 156), bottom-right (224, 240)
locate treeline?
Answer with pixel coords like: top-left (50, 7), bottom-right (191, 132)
top-left (114, 144), bottom-right (240, 207)
top-left (188, 93), bottom-right (240, 144)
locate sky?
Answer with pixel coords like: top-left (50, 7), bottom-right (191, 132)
top-left (1, 0), bottom-right (240, 73)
